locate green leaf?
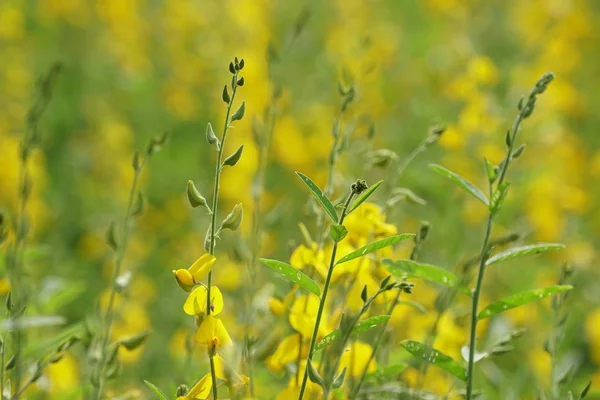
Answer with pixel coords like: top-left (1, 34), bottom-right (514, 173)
top-left (336, 234), bottom-right (414, 265)
top-left (401, 340), bottom-right (467, 381)
top-left (144, 380), bottom-right (169, 400)
top-left (315, 315), bottom-right (390, 351)
top-left (364, 363), bottom-right (408, 382)
top-left (330, 224), bottom-right (348, 242)
top-left (295, 172), bottom-right (338, 223)
top-left (477, 285), bottom-right (573, 320)
top-left (397, 300), bottom-right (427, 314)
top-left (383, 259), bottom-right (471, 296)
top-left (259, 259), bottom-right (321, 296)
top-left (485, 243), bottom-right (565, 266)
top-left (429, 164), bottom-right (489, 206)
top-left (223, 145), bottom-right (244, 167)
top-left (579, 381), bottom-right (592, 399)
top-left (347, 180), bottom-right (383, 214)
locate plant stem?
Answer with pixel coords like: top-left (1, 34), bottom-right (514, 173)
top-left (245, 100), bottom-right (276, 397)
top-left (351, 233), bottom-right (423, 400)
top-left (94, 158), bottom-right (146, 400)
top-left (349, 288), bottom-right (402, 400)
top-left (206, 71), bottom-right (239, 400)
top-left (297, 191), bottom-right (355, 400)
top-left (465, 111), bottom-right (523, 400)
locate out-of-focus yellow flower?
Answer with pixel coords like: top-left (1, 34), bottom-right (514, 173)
top-left (173, 254), bottom-right (216, 292)
top-left (266, 333), bottom-right (306, 374)
top-left (289, 294), bottom-right (332, 339)
top-left (184, 286), bottom-right (223, 316)
top-left (344, 202), bottom-right (397, 242)
top-left (276, 363), bottom-right (321, 400)
top-left (585, 308), bottom-right (600, 365)
top-left (290, 244), bottom-right (328, 278)
top-left (467, 55), bottom-right (499, 86)
top-left (337, 340), bottom-right (377, 378)
top-left (0, 278), bottom-right (11, 295)
top-left (195, 315), bottom-right (232, 351)
top-left (44, 352), bottom-right (79, 396)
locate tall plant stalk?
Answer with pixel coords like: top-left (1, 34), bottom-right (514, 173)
top-left (205, 59), bottom-right (245, 400)
top-left (297, 190), bottom-right (355, 400)
top-left (4, 64), bottom-right (61, 399)
top-left (465, 73), bottom-right (554, 399)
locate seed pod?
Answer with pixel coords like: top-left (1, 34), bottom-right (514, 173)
top-left (186, 180), bottom-right (211, 213)
top-left (231, 101), bottom-right (246, 122)
top-left (222, 85), bottom-right (230, 104)
top-left (222, 145), bottom-right (244, 167)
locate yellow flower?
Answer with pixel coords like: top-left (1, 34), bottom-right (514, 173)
top-left (184, 286), bottom-right (223, 316)
top-left (177, 373), bottom-right (212, 400)
top-left (337, 340), bottom-right (377, 378)
top-left (290, 243), bottom-right (328, 278)
top-left (344, 202), bottom-right (397, 243)
top-left (195, 315), bottom-right (232, 351)
top-left (173, 254), bottom-right (216, 292)
top-left (213, 355), bottom-right (249, 386)
top-left (266, 333), bottom-right (306, 373)
top-left (289, 294), bottom-right (332, 338)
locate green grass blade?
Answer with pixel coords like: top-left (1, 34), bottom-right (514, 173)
top-left (477, 285), bottom-right (573, 320)
top-left (485, 243), bottom-right (565, 266)
top-left (336, 234), bottom-right (414, 265)
top-left (144, 381), bottom-right (170, 400)
top-left (295, 172), bottom-right (338, 223)
top-left (347, 180), bottom-right (383, 214)
top-left (260, 258), bottom-right (321, 296)
top-left (383, 259), bottom-right (471, 296)
top-left (429, 164), bottom-right (489, 206)
top-left (401, 340), bottom-right (467, 381)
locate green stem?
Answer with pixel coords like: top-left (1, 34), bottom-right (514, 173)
top-left (323, 289), bottom-right (383, 399)
top-left (209, 353), bottom-right (218, 400)
top-left (206, 71), bottom-right (239, 400)
top-left (94, 159), bottom-right (146, 400)
top-left (349, 289), bottom-right (402, 400)
top-left (297, 192), bottom-right (355, 400)
top-left (465, 111), bottom-right (523, 400)
top-left (351, 234), bottom-right (424, 400)
top-left (245, 101), bottom-right (276, 397)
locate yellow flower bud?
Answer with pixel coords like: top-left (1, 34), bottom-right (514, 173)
top-left (173, 269), bottom-right (194, 292)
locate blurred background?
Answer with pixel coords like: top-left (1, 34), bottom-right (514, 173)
top-left (1, 0), bottom-right (600, 398)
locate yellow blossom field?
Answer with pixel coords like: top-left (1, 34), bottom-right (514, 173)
top-left (1, 1), bottom-right (600, 399)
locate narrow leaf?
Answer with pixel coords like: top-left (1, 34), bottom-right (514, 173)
top-left (364, 364), bottom-right (408, 381)
top-left (478, 285), bottom-right (573, 320)
top-left (579, 381), bottom-right (592, 399)
top-left (401, 340), bottom-right (467, 381)
top-left (336, 234), bottom-right (414, 265)
top-left (429, 164), bottom-right (489, 206)
top-left (144, 380), bottom-right (169, 400)
top-left (397, 300), bottom-right (427, 314)
top-left (347, 180), bottom-right (383, 214)
top-left (485, 243), bottom-right (565, 266)
top-left (315, 315), bottom-right (390, 351)
top-left (259, 259), bottom-right (320, 296)
top-left (383, 259), bottom-right (471, 296)
top-left (295, 172), bottom-right (338, 223)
